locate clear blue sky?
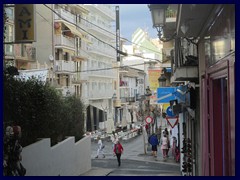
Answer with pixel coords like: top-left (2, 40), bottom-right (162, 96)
top-left (117, 4), bottom-right (158, 42)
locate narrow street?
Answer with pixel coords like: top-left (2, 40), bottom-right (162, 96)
top-left (82, 134), bottom-right (181, 176)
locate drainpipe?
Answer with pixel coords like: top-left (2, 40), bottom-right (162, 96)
top-left (52, 4), bottom-right (55, 86)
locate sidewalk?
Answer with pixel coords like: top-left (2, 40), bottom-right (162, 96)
top-left (80, 167), bottom-right (113, 176)
top-left (80, 151), bottom-right (180, 176)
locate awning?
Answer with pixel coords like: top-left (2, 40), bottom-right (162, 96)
top-left (62, 47), bottom-right (75, 55)
top-left (63, 22), bottom-right (83, 38)
top-left (72, 55), bottom-right (88, 61)
top-left (62, 22), bottom-right (91, 44)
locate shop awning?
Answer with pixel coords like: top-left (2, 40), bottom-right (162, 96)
top-left (62, 22), bottom-right (91, 44)
top-left (72, 55), bottom-right (88, 61)
top-left (62, 47), bottom-right (75, 55)
top-left (63, 22), bottom-right (83, 38)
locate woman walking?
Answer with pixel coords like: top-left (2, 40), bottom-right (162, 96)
top-left (161, 134), bottom-right (169, 160)
top-left (113, 141), bottom-right (124, 167)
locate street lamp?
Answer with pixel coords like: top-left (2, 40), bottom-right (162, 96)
top-left (158, 68), bottom-right (167, 139)
top-left (148, 4), bottom-right (168, 40)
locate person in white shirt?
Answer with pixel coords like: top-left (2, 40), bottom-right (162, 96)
top-left (111, 132), bottom-right (119, 156)
top-left (95, 136), bottom-right (105, 158)
top-left (161, 134), bottom-right (169, 160)
top-left (111, 132), bottom-right (119, 148)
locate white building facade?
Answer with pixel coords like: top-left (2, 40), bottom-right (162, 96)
top-left (82, 4), bottom-right (116, 133)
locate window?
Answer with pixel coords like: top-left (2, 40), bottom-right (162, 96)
top-left (5, 7), bottom-right (14, 21)
top-left (4, 24), bottom-right (13, 55)
top-left (5, 24), bottom-right (13, 42)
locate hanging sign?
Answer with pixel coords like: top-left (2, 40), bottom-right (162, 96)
top-left (145, 116), bottom-right (153, 124)
top-left (15, 4), bottom-right (36, 43)
top-left (166, 116), bottom-right (178, 128)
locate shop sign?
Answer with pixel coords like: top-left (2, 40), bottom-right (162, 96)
top-left (15, 4), bottom-right (36, 42)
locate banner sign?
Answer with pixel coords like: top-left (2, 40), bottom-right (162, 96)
top-left (148, 69), bottom-right (161, 91)
top-left (15, 4), bottom-right (36, 43)
top-left (15, 69), bottom-right (48, 83)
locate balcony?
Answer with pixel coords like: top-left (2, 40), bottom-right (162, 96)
top-left (162, 6), bottom-right (178, 39)
top-left (55, 35), bottom-right (75, 49)
top-left (165, 8), bottom-right (177, 22)
top-left (87, 68), bottom-right (115, 78)
top-left (54, 8), bottom-right (75, 24)
top-left (87, 45), bottom-right (115, 58)
top-left (86, 21), bottom-right (115, 40)
top-left (120, 80), bottom-right (128, 87)
top-left (56, 86), bottom-right (75, 97)
top-left (171, 66), bottom-right (198, 82)
top-left (88, 89), bottom-right (112, 100)
top-left (73, 48), bottom-right (89, 61)
top-left (126, 97), bottom-right (135, 102)
top-left (120, 97), bottom-right (135, 104)
top-left (84, 4), bottom-right (115, 20)
top-left (55, 60), bottom-right (75, 73)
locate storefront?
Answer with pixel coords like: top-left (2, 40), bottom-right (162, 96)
top-left (200, 5), bottom-right (235, 176)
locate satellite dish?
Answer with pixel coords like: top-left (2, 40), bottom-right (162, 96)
top-left (49, 55), bottom-right (54, 61)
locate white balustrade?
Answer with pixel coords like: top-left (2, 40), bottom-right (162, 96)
top-left (54, 9), bottom-right (75, 24)
top-left (55, 60), bottom-right (75, 72)
top-left (55, 35), bottom-right (75, 49)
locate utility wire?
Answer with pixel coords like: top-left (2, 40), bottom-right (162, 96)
top-left (56, 4), bottom-right (164, 55)
top-left (43, 4), bottom-right (166, 63)
top-left (79, 61), bottom-right (169, 73)
top-left (36, 9), bottom-right (168, 72)
top-left (43, 4), bottom-right (116, 50)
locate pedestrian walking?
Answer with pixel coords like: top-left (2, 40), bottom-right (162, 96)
top-left (111, 131), bottom-right (119, 149)
top-left (95, 136), bottom-right (105, 158)
top-left (161, 134), bottom-right (169, 160)
top-left (111, 132), bottom-right (119, 157)
top-left (163, 128), bottom-right (170, 157)
top-left (148, 133), bottom-right (159, 157)
top-left (113, 140), bottom-right (124, 167)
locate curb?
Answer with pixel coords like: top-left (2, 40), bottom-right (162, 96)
top-left (80, 167), bottom-right (113, 176)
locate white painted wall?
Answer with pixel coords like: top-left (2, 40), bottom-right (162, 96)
top-left (21, 136), bottom-right (91, 176)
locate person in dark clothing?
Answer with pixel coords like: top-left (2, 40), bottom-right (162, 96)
top-left (4, 126), bottom-right (26, 176)
top-left (148, 133), bottom-right (159, 157)
top-left (113, 141), bottom-right (124, 167)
